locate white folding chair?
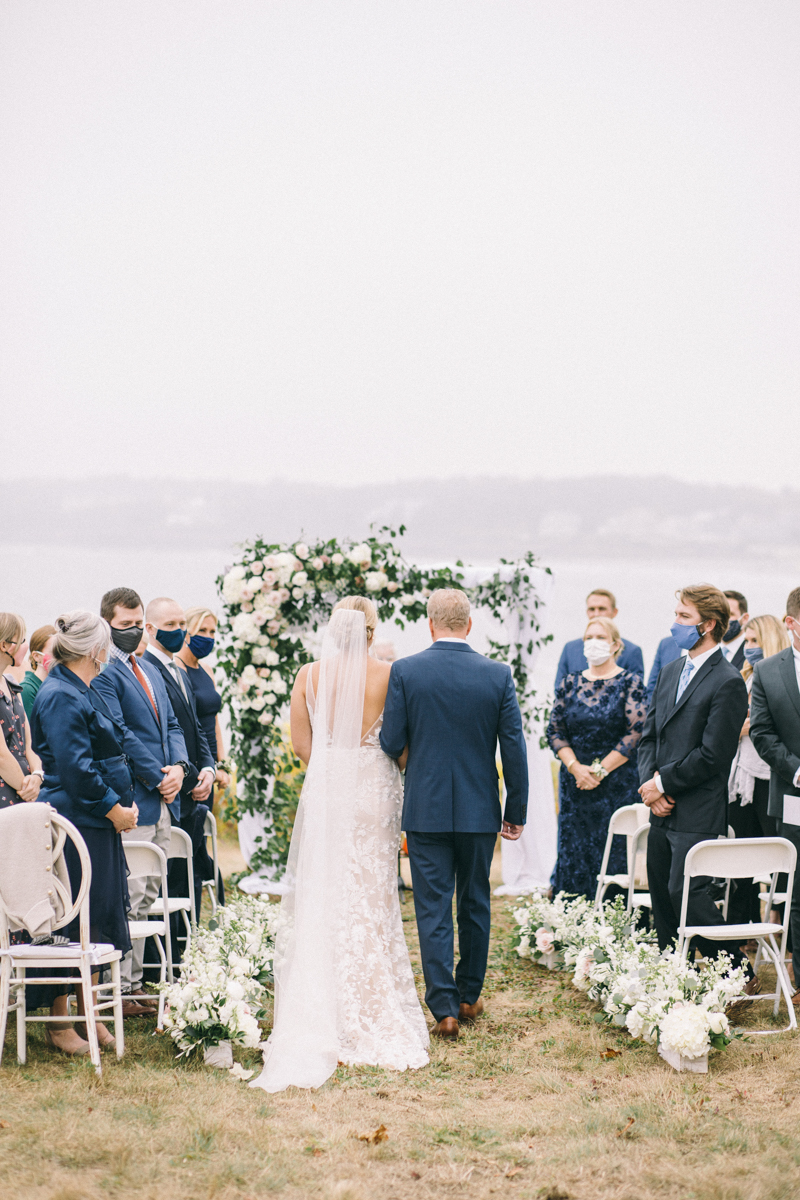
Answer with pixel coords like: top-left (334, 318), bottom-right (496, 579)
top-left (202, 810), bottom-right (220, 916)
top-left (0, 809), bottom-right (124, 1076)
top-left (124, 841), bottom-right (172, 1028)
top-left (676, 837), bottom-right (797, 1033)
top-left (146, 827), bottom-right (196, 960)
top-left (594, 803), bottom-right (651, 911)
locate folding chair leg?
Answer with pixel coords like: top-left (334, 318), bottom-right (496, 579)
top-left (110, 958), bottom-right (124, 1059)
top-left (16, 966), bottom-right (26, 1065)
top-left (182, 911), bottom-right (192, 955)
top-left (0, 956), bottom-right (11, 1067)
top-left (79, 959), bottom-right (102, 1075)
top-left (152, 934), bottom-right (167, 1031)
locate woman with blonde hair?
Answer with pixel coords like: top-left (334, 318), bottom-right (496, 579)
top-left (728, 615), bottom-right (791, 926)
top-left (0, 612), bottom-right (42, 808)
top-left (546, 614), bottom-right (648, 899)
top-left (251, 594), bottom-right (429, 1094)
top-left (176, 606), bottom-right (229, 788)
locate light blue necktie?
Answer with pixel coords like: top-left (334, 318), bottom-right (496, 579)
top-left (675, 656), bottom-right (694, 703)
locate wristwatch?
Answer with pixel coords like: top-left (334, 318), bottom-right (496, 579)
top-left (175, 760), bottom-right (191, 779)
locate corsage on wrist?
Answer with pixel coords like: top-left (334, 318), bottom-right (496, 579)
top-left (589, 758), bottom-right (609, 781)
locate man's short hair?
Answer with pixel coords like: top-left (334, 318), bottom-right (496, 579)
top-left (677, 584), bottom-right (730, 644)
top-left (724, 590), bottom-right (748, 616)
top-left (786, 587), bottom-right (800, 619)
top-left (586, 588), bottom-right (616, 609)
top-left (100, 587), bottom-right (143, 623)
top-left (427, 588), bottom-right (470, 631)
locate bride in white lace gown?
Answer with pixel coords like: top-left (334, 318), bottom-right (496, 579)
top-left (251, 597), bottom-right (430, 1093)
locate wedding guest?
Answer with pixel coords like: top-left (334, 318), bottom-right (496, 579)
top-left (639, 586), bottom-right (757, 995)
top-left (0, 613), bottom-right (43, 808)
top-left (143, 598), bottom-right (216, 925)
top-left (94, 587), bottom-right (189, 1013)
top-left (176, 607), bottom-right (229, 785)
top-left (547, 617), bottom-right (647, 899)
top-left (721, 591), bottom-right (750, 670)
top-left (727, 615), bottom-right (790, 926)
top-left (1, 616), bottom-right (29, 685)
top-left (31, 610), bottom-right (138, 1053)
top-left (555, 589), bottom-right (644, 688)
top-left (21, 624), bottom-right (56, 719)
top-left (750, 586), bottom-right (800, 1001)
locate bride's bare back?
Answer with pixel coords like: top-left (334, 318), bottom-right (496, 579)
top-left (289, 657), bottom-right (392, 765)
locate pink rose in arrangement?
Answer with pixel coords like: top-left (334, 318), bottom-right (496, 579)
top-left (262, 571), bottom-right (277, 587)
top-left (277, 588), bottom-right (291, 604)
top-left (386, 581), bottom-right (399, 593)
top-left (267, 620), bottom-right (280, 635)
top-left (534, 927), bottom-right (555, 955)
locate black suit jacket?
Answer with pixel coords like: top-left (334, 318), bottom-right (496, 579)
top-left (728, 640), bottom-right (746, 672)
top-left (638, 648), bottom-right (748, 834)
top-left (142, 650), bottom-right (214, 798)
top-left (748, 647), bottom-right (800, 820)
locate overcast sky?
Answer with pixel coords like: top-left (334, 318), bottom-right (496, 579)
top-left (1, 2), bottom-right (797, 488)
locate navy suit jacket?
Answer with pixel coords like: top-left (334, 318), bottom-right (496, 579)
top-left (92, 656), bottom-right (188, 825)
top-left (379, 640), bottom-right (529, 832)
top-left (556, 637), bottom-right (644, 689)
top-left (142, 650), bottom-right (214, 799)
top-left (646, 635), bottom-right (682, 700)
top-left (638, 648), bottom-right (748, 834)
top-left (31, 664), bottom-right (134, 829)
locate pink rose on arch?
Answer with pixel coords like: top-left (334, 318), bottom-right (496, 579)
top-left (534, 927), bottom-right (555, 955)
top-left (240, 586), bottom-right (254, 602)
top-left (253, 611), bottom-right (268, 625)
top-left (267, 620), bottom-right (280, 635)
top-left (386, 581), bottom-right (399, 593)
top-left (262, 571), bottom-right (277, 587)
top-left (278, 588), bottom-right (291, 604)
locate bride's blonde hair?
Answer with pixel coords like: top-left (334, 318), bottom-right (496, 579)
top-left (333, 596), bottom-right (377, 642)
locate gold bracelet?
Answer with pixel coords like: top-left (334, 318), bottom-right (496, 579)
top-left (565, 759), bottom-right (577, 773)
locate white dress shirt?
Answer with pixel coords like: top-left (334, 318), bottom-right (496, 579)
top-left (147, 643), bottom-right (215, 781)
top-left (654, 645), bottom-right (722, 795)
top-left (721, 633), bottom-right (746, 662)
top-left (434, 637), bottom-right (469, 645)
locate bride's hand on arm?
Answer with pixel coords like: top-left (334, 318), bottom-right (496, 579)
top-left (397, 745), bottom-right (409, 772)
top-left (289, 666), bottom-right (313, 767)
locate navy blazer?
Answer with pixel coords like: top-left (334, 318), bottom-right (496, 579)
top-left (142, 650), bottom-right (214, 798)
top-left (646, 636), bottom-right (682, 700)
top-left (31, 663), bottom-right (134, 829)
top-left (556, 637), bottom-right (644, 689)
top-left (638, 648), bottom-right (748, 834)
top-left (92, 656), bottom-right (188, 825)
top-left (749, 647), bottom-right (800, 820)
top-left (380, 640), bottom-right (529, 832)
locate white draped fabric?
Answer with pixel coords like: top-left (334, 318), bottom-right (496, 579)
top-left (237, 563), bottom-right (557, 895)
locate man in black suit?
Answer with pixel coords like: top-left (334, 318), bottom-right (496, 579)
top-left (749, 585), bottom-right (800, 997)
top-left (638, 584), bottom-right (753, 978)
top-left (721, 590), bottom-right (750, 672)
top-left (143, 597), bottom-right (216, 926)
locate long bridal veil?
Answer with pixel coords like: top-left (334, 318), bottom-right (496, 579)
top-left (252, 607), bottom-right (370, 1092)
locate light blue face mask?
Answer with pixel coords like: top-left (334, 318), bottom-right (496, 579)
top-left (670, 621), bottom-right (703, 652)
top-left (744, 646), bottom-right (764, 665)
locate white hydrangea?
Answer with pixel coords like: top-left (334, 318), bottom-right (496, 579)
top-left (348, 543), bottom-right (372, 567)
top-left (658, 1003), bottom-right (712, 1060)
top-left (364, 571), bottom-right (389, 593)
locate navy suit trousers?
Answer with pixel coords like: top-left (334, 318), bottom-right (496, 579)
top-left (406, 831), bottom-right (496, 1021)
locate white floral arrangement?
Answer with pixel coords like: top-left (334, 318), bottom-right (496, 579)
top-left (161, 895), bottom-right (280, 1059)
top-left (513, 893), bottom-right (746, 1061)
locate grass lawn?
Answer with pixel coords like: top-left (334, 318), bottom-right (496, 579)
top-left (2, 860), bottom-right (800, 1200)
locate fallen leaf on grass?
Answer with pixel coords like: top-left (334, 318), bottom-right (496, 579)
top-left (0, 1121), bottom-right (9, 1129)
top-left (600, 1048), bottom-right (622, 1059)
top-left (359, 1124), bottom-right (388, 1145)
top-left (615, 1117), bottom-right (635, 1138)
top-left (410, 1171), bottom-right (421, 1179)
top-left (505, 1166), bottom-right (523, 1178)
top-left (375, 1091), bottom-right (389, 1099)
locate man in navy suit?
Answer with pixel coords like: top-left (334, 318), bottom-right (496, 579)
top-left (555, 589), bottom-right (644, 688)
top-left (380, 589), bottom-right (528, 1039)
top-left (143, 596), bottom-right (216, 925)
top-left (94, 587), bottom-right (190, 1009)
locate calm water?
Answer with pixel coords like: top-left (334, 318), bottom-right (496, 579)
top-left (2, 543), bottom-right (797, 694)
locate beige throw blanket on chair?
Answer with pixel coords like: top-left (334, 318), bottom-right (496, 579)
top-left (0, 803), bottom-right (71, 937)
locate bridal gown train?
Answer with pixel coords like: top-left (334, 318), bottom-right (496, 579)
top-left (251, 609), bottom-right (429, 1093)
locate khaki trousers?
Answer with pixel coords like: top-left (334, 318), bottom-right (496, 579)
top-left (120, 801), bottom-right (172, 992)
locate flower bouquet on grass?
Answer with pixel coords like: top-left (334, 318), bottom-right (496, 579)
top-left (161, 895), bottom-right (280, 1063)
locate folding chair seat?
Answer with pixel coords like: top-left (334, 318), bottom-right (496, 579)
top-left (594, 803), bottom-right (651, 912)
top-left (676, 836), bottom-right (797, 1033)
top-left (0, 806), bottom-right (124, 1076)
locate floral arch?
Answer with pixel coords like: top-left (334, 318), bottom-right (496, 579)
top-left (216, 527), bottom-right (550, 880)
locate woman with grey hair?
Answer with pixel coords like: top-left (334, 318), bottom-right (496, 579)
top-left (31, 611), bottom-right (138, 1055)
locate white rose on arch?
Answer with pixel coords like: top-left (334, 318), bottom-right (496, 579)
top-left (249, 561), bottom-right (264, 576)
top-left (331, 553), bottom-right (344, 566)
top-left (257, 711), bottom-right (273, 725)
top-left (310, 557), bottom-right (324, 572)
top-left (294, 543), bottom-right (310, 560)
top-left (348, 543), bottom-right (372, 567)
top-left (364, 571), bottom-right (388, 593)
top-left (292, 571), bottom-right (308, 587)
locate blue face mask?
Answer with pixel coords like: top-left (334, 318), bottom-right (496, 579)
top-left (744, 646), bottom-right (764, 665)
top-left (189, 634), bottom-right (215, 659)
top-left (156, 627), bottom-right (186, 654)
top-left (670, 621), bottom-right (703, 652)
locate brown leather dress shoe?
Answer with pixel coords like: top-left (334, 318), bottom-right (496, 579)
top-left (459, 999), bottom-right (484, 1026)
top-left (121, 998), bottom-right (151, 1018)
top-left (432, 1017), bottom-right (459, 1039)
top-left (129, 990), bottom-right (160, 1006)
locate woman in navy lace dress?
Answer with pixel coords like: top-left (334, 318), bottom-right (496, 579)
top-left (547, 617), bottom-right (647, 900)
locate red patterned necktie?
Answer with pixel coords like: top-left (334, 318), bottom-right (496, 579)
top-left (129, 655), bottom-right (160, 723)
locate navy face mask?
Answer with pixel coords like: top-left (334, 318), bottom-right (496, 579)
top-left (189, 634), bottom-right (215, 659)
top-left (744, 646), bottom-right (764, 665)
top-left (722, 619), bottom-right (741, 644)
top-left (670, 621), bottom-right (703, 652)
top-left (156, 627), bottom-right (186, 654)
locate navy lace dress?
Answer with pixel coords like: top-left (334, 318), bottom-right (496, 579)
top-left (547, 670), bottom-right (647, 900)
